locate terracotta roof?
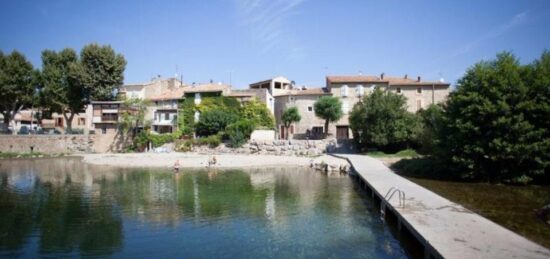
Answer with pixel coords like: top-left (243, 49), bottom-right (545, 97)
top-left (326, 75), bottom-right (380, 83)
top-left (18, 113), bottom-right (38, 122)
top-left (91, 101), bottom-right (123, 104)
top-left (149, 87), bottom-right (185, 101)
top-left (277, 87), bottom-right (331, 96)
top-left (326, 75), bottom-right (449, 86)
top-left (228, 91), bottom-right (256, 97)
top-left (184, 83), bottom-right (230, 93)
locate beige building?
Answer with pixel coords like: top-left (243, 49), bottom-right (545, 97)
top-left (268, 74), bottom-right (450, 140)
top-left (326, 74), bottom-right (450, 139)
top-left (274, 88), bottom-right (331, 139)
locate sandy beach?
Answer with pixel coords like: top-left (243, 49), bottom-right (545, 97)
top-left (80, 153), bottom-right (350, 169)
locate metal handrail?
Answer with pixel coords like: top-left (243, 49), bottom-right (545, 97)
top-left (381, 187), bottom-right (406, 217)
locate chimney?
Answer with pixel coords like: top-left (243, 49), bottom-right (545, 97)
top-left (404, 74), bottom-right (408, 79)
top-left (380, 73), bottom-right (385, 80)
top-left (417, 76), bottom-right (421, 82)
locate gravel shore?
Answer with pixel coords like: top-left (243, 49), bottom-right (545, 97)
top-left (80, 153), bottom-right (349, 169)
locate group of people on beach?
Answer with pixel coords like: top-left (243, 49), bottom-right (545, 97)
top-left (173, 155), bottom-right (217, 173)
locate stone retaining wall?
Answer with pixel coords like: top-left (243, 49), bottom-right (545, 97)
top-left (0, 135), bottom-right (95, 153)
top-left (189, 139), bottom-right (337, 156)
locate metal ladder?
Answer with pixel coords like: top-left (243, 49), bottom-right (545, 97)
top-left (380, 187), bottom-right (406, 218)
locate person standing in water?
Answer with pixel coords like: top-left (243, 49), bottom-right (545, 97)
top-left (173, 159), bottom-right (181, 173)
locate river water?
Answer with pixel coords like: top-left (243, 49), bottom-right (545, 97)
top-left (0, 157), bottom-right (408, 258)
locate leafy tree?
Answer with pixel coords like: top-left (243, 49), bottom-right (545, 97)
top-left (0, 50), bottom-right (35, 134)
top-left (240, 98), bottom-right (275, 128)
top-left (119, 97), bottom-right (150, 138)
top-left (440, 52), bottom-right (550, 183)
top-left (313, 96), bottom-right (342, 136)
top-left (226, 119), bottom-right (256, 147)
top-left (40, 48), bottom-right (89, 133)
top-left (281, 107), bottom-right (301, 140)
top-left (179, 96), bottom-right (241, 135)
top-left (195, 110), bottom-right (238, 137)
top-left (349, 88), bottom-right (421, 152)
top-left (417, 104), bottom-right (445, 154)
top-left (80, 43), bottom-right (126, 101)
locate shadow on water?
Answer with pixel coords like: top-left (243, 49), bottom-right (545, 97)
top-left (0, 157), bottom-right (412, 258)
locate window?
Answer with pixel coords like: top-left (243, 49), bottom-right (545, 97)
top-left (342, 101), bottom-right (349, 114)
top-left (78, 118), bottom-right (85, 125)
top-left (396, 87), bottom-right (401, 93)
top-left (417, 87), bottom-right (422, 94)
top-left (194, 93), bottom-right (202, 104)
top-left (307, 106), bottom-right (313, 112)
top-left (312, 126), bottom-right (323, 134)
top-left (165, 113), bottom-right (169, 120)
top-left (356, 85), bottom-right (364, 96)
top-left (341, 85), bottom-right (349, 97)
top-left (194, 111), bottom-right (200, 122)
top-left (102, 127), bottom-right (107, 134)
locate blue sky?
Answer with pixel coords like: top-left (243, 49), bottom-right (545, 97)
top-left (1, 0), bottom-right (549, 88)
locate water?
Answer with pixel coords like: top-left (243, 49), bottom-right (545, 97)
top-left (0, 158), bottom-right (408, 258)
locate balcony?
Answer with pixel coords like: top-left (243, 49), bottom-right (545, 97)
top-left (152, 119), bottom-right (176, 126)
top-left (156, 104), bottom-right (178, 110)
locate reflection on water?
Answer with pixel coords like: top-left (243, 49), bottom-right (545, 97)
top-left (0, 158), bottom-right (407, 258)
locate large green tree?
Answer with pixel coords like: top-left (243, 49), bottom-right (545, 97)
top-left (349, 88), bottom-right (421, 152)
top-left (80, 43), bottom-right (126, 101)
top-left (0, 50), bottom-right (35, 134)
top-left (281, 107), bottom-right (301, 140)
top-left (440, 52), bottom-right (550, 183)
top-left (195, 110), bottom-right (238, 137)
top-left (240, 98), bottom-right (275, 128)
top-left (40, 48), bottom-right (88, 133)
top-left (313, 96), bottom-right (342, 136)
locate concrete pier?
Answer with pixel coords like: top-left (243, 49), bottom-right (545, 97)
top-left (338, 154), bottom-right (550, 259)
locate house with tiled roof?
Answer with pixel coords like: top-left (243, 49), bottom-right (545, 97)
top-left (326, 73), bottom-right (450, 139)
top-left (273, 86), bottom-right (332, 139)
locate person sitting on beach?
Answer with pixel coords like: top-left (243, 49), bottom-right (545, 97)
top-left (208, 156), bottom-right (217, 167)
top-left (173, 159), bottom-right (181, 172)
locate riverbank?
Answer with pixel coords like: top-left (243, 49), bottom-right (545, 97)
top-left (80, 153), bottom-right (349, 169)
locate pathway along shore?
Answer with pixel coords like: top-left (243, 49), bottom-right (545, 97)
top-left (338, 154), bottom-right (550, 259)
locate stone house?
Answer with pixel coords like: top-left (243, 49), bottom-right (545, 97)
top-left (325, 74), bottom-right (450, 138)
top-left (274, 88), bottom-right (331, 139)
top-left (266, 74), bottom-right (450, 140)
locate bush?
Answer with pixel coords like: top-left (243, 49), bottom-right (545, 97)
top-left (240, 98), bottom-right (275, 128)
top-left (196, 134), bottom-right (221, 147)
top-left (174, 134), bottom-right (221, 151)
top-left (195, 110), bottom-right (238, 137)
top-left (350, 88), bottom-right (421, 152)
top-left (133, 131), bottom-right (149, 151)
top-left (226, 119), bottom-right (256, 147)
top-left (147, 131), bottom-right (181, 148)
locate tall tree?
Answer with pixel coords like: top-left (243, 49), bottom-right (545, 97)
top-left (119, 97), bottom-right (150, 138)
top-left (349, 88), bottom-right (421, 152)
top-left (281, 107), bottom-right (301, 140)
top-left (41, 48), bottom-right (88, 133)
top-left (440, 52), bottom-right (550, 183)
top-left (80, 43), bottom-right (126, 101)
top-left (313, 96), bottom-right (342, 136)
top-left (0, 51), bottom-right (35, 134)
